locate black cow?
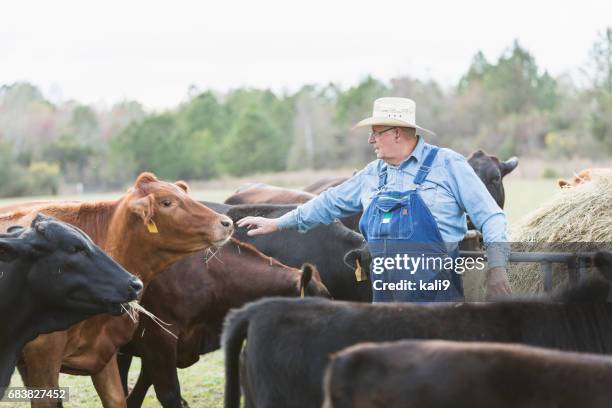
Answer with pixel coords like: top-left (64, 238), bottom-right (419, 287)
top-left (203, 201), bottom-right (372, 302)
top-left (0, 214), bottom-right (142, 395)
top-left (324, 340), bottom-right (612, 408)
top-left (466, 150), bottom-right (518, 211)
top-left (223, 251), bottom-right (612, 408)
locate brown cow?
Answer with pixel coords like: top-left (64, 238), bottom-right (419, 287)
top-left (324, 340), bottom-right (612, 408)
top-left (119, 238), bottom-right (329, 407)
top-left (225, 183), bottom-right (315, 205)
top-left (303, 177), bottom-right (350, 195)
top-left (557, 168), bottom-right (612, 188)
top-left (2, 173), bottom-right (233, 407)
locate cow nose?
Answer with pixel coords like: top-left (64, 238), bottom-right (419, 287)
top-left (220, 217), bottom-right (233, 229)
top-left (130, 277), bottom-right (143, 294)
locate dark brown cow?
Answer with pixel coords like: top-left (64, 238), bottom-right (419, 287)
top-left (1, 173), bottom-right (233, 407)
top-left (224, 184), bottom-right (360, 231)
top-left (118, 238), bottom-right (329, 407)
top-left (225, 183), bottom-right (315, 205)
top-left (303, 177), bottom-right (350, 195)
top-left (324, 340), bottom-right (612, 408)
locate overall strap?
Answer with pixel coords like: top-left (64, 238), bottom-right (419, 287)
top-left (378, 167), bottom-right (388, 189)
top-left (414, 147), bottom-right (439, 185)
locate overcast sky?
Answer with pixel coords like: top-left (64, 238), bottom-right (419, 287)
top-left (2, 0), bottom-right (610, 110)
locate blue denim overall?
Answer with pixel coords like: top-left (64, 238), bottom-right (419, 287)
top-left (359, 147), bottom-right (464, 303)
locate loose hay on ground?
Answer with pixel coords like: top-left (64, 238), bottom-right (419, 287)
top-left (508, 175), bottom-right (612, 294)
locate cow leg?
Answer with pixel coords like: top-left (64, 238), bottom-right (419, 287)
top-left (126, 362), bottom-right (152, 408)
top-left (116, 353), bottom-right (133, 396)
top-left (21, 333), bottom-right (66, 408)
top-left (91, 354), bottom-right (127, 408)
top-left (130, 330), bottom-right (183, 408)
top-left (240, 346), bottom-right (256, 408)
top-left (149, 348), bottom-right (183, 407)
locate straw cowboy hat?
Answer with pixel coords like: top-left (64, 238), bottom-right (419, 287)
top-left (353, 97), bottom-right (435, 135)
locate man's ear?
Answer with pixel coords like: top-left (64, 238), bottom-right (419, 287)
top-left (175, 180), bottom-right (190, 194)
top-left (128, 194), bottom-right (155, 225)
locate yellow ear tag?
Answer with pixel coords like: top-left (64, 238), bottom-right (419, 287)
top-left (147, 221), bottom-right (159, 234)
top-left (300, 286), bottom-right (305, 298)
top-left (355, 259), bottom-right (366, 282)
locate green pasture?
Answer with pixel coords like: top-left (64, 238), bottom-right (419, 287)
top-left (4, 177), bottom-right (558, 407)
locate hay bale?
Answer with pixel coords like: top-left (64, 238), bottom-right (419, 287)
top-left (508, 174), bottom-right (612, 294)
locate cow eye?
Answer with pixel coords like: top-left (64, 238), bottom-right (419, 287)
top-left (161, 199), bottom-right (172, 208)
top-left (72, 245), bottom-right (86, 253)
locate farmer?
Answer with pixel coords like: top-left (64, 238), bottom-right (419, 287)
top-left (238, 97), bottom-right (511, 302)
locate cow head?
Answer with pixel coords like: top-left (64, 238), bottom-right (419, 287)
top-left (299, 264), bottom-right (331, 298)
top-left (558, 168), bottom-right (600, 188)
top-left (125, 172), bottom-right (233, 254)
top-left (0, 214), bottom-right (142, 316)
top-left (343, 244), bottom-right (373, 283)
top-left (467, 150), bottom-right (519, 209)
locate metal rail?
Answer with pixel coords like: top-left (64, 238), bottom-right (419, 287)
top-left (458, 250), bottom-right (596, 292)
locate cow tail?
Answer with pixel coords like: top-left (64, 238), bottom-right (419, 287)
top-left (222, 307), bottom-right (251, 408)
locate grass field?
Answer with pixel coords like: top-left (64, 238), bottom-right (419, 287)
top-left (3, 177), bottom-right (559, 407)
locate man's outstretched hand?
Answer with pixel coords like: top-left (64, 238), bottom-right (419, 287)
top-left (236, 216), bottom-right (280, 236)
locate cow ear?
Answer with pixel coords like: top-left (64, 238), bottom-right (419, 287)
top-left (31, 213), bottom-right (53, 234)
top-left (558, 179), bottom-right (570, 188)
top-left (343, 248), bottom-right (360, 269)
top-left (175, 180), bottom-right (190, 194)
top-left (0, 238), bottom-right (26, 262)
top-left (593, 251), bottom-right (612, 282)
top-left (300, 263), bottom-right (314, 290)
top-left (500, 157), bottom-right (519, 177)
top-left (6, 225), bottom-right (25, 235)
top-left (343, 246), bottom-right (370, 269)
top-left (128, 194), bottom-right (155, 225)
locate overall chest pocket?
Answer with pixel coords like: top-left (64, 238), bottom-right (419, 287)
top-left (367, 195), bottom-right (414, 240)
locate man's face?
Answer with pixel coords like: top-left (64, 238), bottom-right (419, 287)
top-left (368, 126), bottom-right (398, 161)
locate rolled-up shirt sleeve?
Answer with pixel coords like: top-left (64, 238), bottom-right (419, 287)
top-left (444, 152), bottom-right (509, 269)
top-left (276, 171), bottom-right (366, 232)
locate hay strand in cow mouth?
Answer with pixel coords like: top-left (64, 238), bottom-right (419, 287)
top-left (122, 301), bottom-right (178, 339)
top-left (203, 245), bottom-right (224, 265)
top-left (508, 174), bottom-right (612, 294)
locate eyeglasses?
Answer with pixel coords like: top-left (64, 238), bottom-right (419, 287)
top-left (368, 127), bottom-right (397, 139)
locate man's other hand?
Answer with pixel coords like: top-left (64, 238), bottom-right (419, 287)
top-left (485, 267), bottom-right (512, 301)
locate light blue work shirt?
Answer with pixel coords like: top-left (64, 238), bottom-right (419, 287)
top-left (277, 137), bottom-right (509, 268)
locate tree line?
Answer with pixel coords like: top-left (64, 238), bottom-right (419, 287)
top-left (0, 30), bottom-right (610, 197)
